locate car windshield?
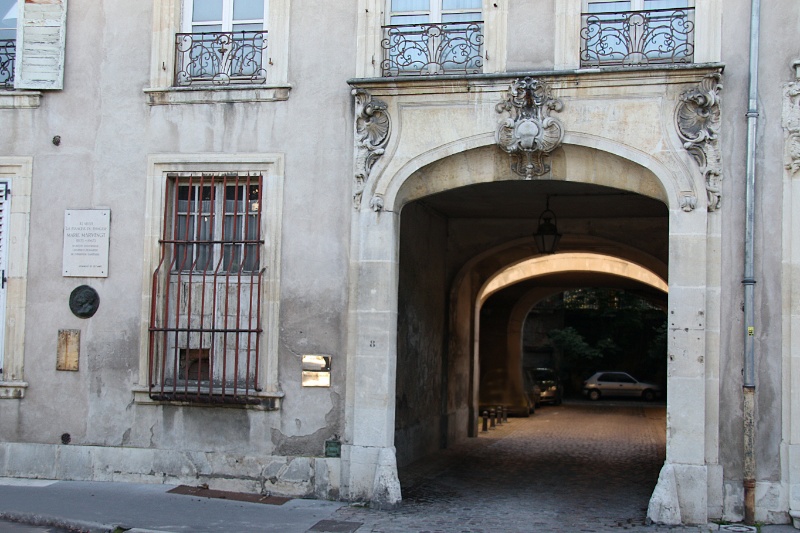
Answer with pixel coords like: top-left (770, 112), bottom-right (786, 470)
top-left (534, 369), bottom-right (555, 381)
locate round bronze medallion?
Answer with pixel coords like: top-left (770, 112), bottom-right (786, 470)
top-left (69, 285), bottom-right (100, 319)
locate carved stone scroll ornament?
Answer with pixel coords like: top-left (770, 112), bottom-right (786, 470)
top-left (496, 77), bottom-right (565, 179)
top-left (675, 74), bottom-right (723, 212)
top-left (783, 82), bottom-right (800, 174)
top-left (353, 89), bottom-right (391, 210)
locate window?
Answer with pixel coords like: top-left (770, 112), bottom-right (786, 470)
top-left (1, 0), bottom-right (67, 91)
top-left (381, 0), bottom-right (484, 76)
top-left (138, 155), bottom-right (284, 408)
top-left (580, 0), bottom-right (694, 67)
top-left (0, 181), bottom-right (9, 372)
top-left (0, 157), bottom-right (32, 400)
top-left (0, 0), bottom-right (15, 89)
top-left (149, 174), bottom-right (265, 404)
top-left (175, 0), bottom-right (269, 86)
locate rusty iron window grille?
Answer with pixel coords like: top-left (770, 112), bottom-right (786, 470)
top-left (580, 6), bottom-right (694, 67)
top-left (149, 174), bottom-right (265, 404)
top-left (381, 21), bottom-right (483, 77)
top-left (174, 30), bottom-right (268, 86)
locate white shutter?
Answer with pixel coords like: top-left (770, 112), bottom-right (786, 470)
top-left (0, 182), bottom-right (9, 373)
top-left (14, 0), bottom-right (68, 90)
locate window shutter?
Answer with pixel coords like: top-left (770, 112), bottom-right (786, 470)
top-left (14, 0), bottom-right (68, 90)
top-left (0, 181), bottom-right (9, 372)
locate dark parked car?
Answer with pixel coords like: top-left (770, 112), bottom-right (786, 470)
top-left (582, 371), bottom-right (662, 401)
top-left (528, 367), bottom-right (562, 405)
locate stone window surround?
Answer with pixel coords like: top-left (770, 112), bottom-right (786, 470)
top-left (0, 157), bottom-right (32, 400)
top-left (144, 0), bottom-right (291, 106)
top-left (0, 90), bottom-right (40, 109)
top-left (133, 154), bottom-right (285, 407)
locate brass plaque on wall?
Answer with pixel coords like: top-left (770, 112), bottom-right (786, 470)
top-left (301, 355), bottom-right (331, 387)
top-left (57, 329), bottom-right (80, 371)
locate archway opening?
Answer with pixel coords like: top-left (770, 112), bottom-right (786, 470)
top-left (386, 157), bottom-right (677, 526)
top-left (393, 177), bottom-right (669, 467)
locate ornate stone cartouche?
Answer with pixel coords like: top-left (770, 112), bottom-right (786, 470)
top-left (495, 77), bottom-right (565, 179)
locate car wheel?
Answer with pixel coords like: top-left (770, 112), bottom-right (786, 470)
top-left (588, 389), bottom-right (601, 401)
top-left (642, 389), bottom-right (655, 401)
top-left (555, 395), bottom-right (562, 406)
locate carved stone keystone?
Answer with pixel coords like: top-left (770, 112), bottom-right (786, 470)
top-left (496, 77), bottom-right (565, 179)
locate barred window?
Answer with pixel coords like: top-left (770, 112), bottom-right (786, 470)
top-left (149, 174), bottom-right (264, 404)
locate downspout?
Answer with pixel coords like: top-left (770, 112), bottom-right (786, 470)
top-left (742, 0), bottom-right (761, 525)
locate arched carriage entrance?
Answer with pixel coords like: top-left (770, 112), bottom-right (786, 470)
top-left (343, 114), bottom-right (718, 525)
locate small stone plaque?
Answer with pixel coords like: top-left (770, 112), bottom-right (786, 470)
top-left (62, 209), bottom-right (110, 277)
top-left (57, 329), bottom-right (80, 371)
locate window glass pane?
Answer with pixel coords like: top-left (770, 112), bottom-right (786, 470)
top-left (442, 0), bottom-right (481, 10)
top-left (232, 22), bottom-right (263, 33)
top-left (586, 1), bottom-right (631, 13)
top-left (243, 184), bottom-right (260, 272)
top-left (392, 0), bottom-right (429, 12)
top-left (233, 0), bottom-right (264, 21)
top-left (192, 0), bottom-right (223, 22)
top-left (192, 22), bottom-right (223, 34)
top-left (0, 0), bottom-right (17, 30)
top-left (644, 0), bottom-right (689, 8)
top-left (441, 12), bottom-right (481, 23)
top-left (389, 14), bottom-right (429, 25)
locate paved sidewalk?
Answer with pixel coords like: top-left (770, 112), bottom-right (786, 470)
top-left (0, 478), bottom-right (346, 533)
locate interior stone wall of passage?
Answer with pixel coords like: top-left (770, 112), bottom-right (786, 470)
top-left (478, 292), bottom-right (529, 415)
top-left (394, 201), bottom-right (450, 467)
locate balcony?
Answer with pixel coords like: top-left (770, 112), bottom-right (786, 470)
top-left (580, 7), bottom-right (694, 68)
top-left (174, 31), bottom-right (268, 87)
top-left (381, 21), bottom-right (484, 77)
top-left (0, 39), bottom-right (15, 89)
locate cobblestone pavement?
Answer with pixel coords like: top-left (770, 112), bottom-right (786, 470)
top-left (334, 402), bottom-right (718, 532)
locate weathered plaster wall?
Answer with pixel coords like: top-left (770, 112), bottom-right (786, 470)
top-left (0, 0), bottom-right (358, 497)
top-left (716, 0), bottom-right (800, 523)
top-left (505, 0), bottom-right (556, 72)
top-left (395, 201), bottom-right (449, 467)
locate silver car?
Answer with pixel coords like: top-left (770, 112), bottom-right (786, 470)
top-left (582, 371), bottom-right (661, 401)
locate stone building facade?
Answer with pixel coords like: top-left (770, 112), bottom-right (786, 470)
top-left (0, 0), bottom-right (799, 526)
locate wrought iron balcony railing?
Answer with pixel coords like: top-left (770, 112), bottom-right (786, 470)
top-left (0, 39), bottom-right (15, 90)
top-left (580, 7), bottom-right (694, 67)
top-left (174, 30), bottom-right (268, 86)
top-left (381, 21), bottom-right (483, 77)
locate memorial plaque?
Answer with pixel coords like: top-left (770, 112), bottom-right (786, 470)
top-left (57, 329), bottom-right (80, 371)
top-left (62, 209), bottom-right (110, 277)
top-left (69, 285), bottom-right (99, 318)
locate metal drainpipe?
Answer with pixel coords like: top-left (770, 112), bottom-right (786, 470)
top-left (742, 0), bottom-right (761, 525)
